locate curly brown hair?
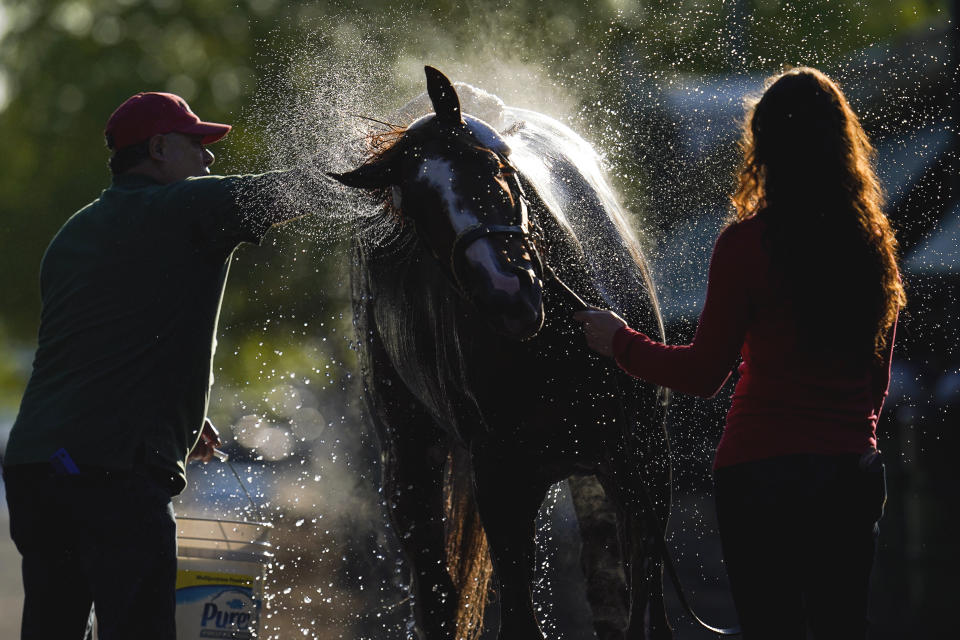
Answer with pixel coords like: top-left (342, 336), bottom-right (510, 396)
top-left (731, 67), bottom-right (905, 362)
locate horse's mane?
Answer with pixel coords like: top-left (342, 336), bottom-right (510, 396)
top-left (505, 108), bottom-right (663, 334)
top-left (345, 123), bottom-right (414, 252)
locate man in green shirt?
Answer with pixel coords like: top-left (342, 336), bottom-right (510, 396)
top-left (2, 92), bottom-right (312, 639)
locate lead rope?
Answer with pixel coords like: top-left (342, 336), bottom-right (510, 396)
top-left (543, 262), bottom-right (742, 637)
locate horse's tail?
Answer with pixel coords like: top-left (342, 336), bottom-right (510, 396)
top-left (445, 445), bottom-right (492, 640)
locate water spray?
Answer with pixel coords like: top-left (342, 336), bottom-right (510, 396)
top-left (201, 430), bottom-right (263, 520)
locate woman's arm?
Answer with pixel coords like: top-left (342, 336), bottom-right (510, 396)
top-left (575, 224), bottom-right (752, 397)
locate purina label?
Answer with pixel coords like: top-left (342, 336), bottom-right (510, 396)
top-left (176, 570), bottom-right (261, 639)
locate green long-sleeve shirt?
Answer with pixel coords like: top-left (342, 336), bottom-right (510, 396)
top-left (4, 170), bottom-right (302, 493)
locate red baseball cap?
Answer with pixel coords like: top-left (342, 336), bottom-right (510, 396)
top-left (104, 92), bottom-right (232, 150)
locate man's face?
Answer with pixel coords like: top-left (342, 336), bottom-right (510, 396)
top-left (156, 132), bottom-right (215, 182)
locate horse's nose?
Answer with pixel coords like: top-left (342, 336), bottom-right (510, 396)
top-left (497, 265), bottom-right (543, 338)
top-left (486, 266), bottom-right (522, 297)
top-left (510, 264), bottom-right (542, 300)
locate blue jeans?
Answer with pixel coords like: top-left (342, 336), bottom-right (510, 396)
top-left (714, 452), bottom-right (885, 640)
top-left (3, 463), bottom-right (177, 640)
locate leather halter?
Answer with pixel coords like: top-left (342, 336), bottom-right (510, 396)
top-left (443, 158), bottom-right (544, 299)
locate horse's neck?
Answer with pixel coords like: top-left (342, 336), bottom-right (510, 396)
top-left (523, 176), bottom-right (598, 304)
top-left (362, 237), bottom-right (481, 425)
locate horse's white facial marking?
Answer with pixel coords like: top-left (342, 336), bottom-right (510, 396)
top-left (465, 241), bottom-right (521, 296)
top-left (417, 157), bottom-right (477, 232)
top-left (417, 156), bottom-right (519, 295)
top-left (392, 185), bottom-right (402, 210)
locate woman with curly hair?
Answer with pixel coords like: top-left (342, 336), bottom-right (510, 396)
top-left (575, 67), bottom-right (905, 638)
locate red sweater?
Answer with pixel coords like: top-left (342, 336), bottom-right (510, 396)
top-left (613, 216), bottom-right (895, 469)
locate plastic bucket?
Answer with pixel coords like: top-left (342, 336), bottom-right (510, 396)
top-left (175, 517), bottom-right (272, 639)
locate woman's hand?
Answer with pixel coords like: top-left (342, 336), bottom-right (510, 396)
top-left (573, 309), bottom-right (627, 357)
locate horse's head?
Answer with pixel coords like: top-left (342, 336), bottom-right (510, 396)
top-left (331, 66), bottom-right (545, 341)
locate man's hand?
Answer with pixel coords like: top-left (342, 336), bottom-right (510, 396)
top-left (189, 418), bottom-right (221, 462)
top-left (573, 309), bottom-right (628, 358)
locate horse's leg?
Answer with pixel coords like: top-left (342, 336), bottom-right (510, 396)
top-left (600, 438), bottom-right (673, 640)
top-left (568, 474), bottom-right (630, 640)
top-left (357, 293), bottom-right (457, 639)
top-left (472, 445), bottom-right (550, 640)
top-left (594, 473), bottom-right (665, 640)
top-left (386, 422), bottom-right (458, 640)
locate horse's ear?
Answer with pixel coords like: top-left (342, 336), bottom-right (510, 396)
top-left (425, 66), bottom-right (462, 126)
top-left (327, 157), bottom-right (396, 190)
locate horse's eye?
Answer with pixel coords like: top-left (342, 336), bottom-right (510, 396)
top-left (482, 154), bottom-right (503, 173)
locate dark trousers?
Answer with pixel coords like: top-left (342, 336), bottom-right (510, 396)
top-left (714, 453), bottom-right (886, 640)
top-left (3, 464), bottom-right (177, 640)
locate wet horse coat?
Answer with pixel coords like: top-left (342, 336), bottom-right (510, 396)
top-left (332, 67), bottom-right (672, 640)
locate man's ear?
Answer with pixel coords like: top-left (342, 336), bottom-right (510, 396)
top-left (147, 134), bottom-right (165, 161)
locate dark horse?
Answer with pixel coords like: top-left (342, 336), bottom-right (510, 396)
top-left (331, 67), bottom-right (672, 640)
